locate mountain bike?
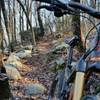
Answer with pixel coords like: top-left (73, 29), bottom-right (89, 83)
top-left (48, 36), bottom-right (79, 100)
top-left (34, 0), bottom-right (100, 100)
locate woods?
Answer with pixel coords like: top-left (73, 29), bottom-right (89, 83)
top-left (0, 0), bottom-right (100, 99)
top-left (0, 0), bottom-right (99, 52)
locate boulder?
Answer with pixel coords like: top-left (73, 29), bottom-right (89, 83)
top-left (4, 64), bottom-right (22, 80)
top-left (50, 42), bottom-right (69, 54)
top-left (6, 53), bottom-right (23, 69)
top-left (15, 49), bottom-right (32, 59)
top-left (25, 83), bottom-right (46, 95)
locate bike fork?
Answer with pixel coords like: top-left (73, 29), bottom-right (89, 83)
top-left (73, 72), bottom-right (85, 100)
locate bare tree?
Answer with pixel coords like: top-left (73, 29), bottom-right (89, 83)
top-left (0, 0), bottom-right (12, 51)
top-left (35, 2), bottom-right (45, 37)
top-left (72, 0), bottom-right (85, 52)
top-left (16, 0), bottom-right (36, 46)
top-left (13, 0), bottom-right (16, 43)
top-left (0, 2), bottom-right (3, 50)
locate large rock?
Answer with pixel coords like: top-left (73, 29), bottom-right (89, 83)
top-left (15, 49), bottom-right (32, 59)
top-left (3, 64), bottom-right (22, 80)
top-left (50, 42), bottom-right (69, 54)
top-left (6, 53), bottom-right (23, 69)
top-left (14, 45), bottom-right (32, 59)
top-left (25, 83), bottom-right (46, 95)
top-left (48, 57), bottom-right (65, 72)
top-left (7, 53), bottom-right (20, 62)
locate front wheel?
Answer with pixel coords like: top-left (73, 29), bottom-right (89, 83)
top-left (48, 70), bottom-right (65, 100)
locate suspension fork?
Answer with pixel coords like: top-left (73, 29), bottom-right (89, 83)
top-left (73, 72), bottom-right (85, 100)
top-left (73, 56), bottom-right (86, 100)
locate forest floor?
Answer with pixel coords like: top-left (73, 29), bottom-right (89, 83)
top-left (10, 34), bottom-right (56, 100)
top-left (10, 33), bottom-right (100, 100)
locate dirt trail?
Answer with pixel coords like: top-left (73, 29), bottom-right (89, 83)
top-left (10, 34), bottom-right (55, 100)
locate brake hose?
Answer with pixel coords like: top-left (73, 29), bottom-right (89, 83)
top-left (68, 12), bottom-right (100, 59)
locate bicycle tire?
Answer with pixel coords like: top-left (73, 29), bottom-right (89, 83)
top-left (48, 70), bottom-right (65, 100)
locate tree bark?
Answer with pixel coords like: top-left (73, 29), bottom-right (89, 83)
top-left (71, 0), bottom-right (85, 52)
top-left (0, 0), bottom-right (11, 52)
top-left (16, 0), bottom-right (36, 46)
top-left (35, 2), bottom-right (45, 37)
top-left (13, 0), bottom-right (16, 43)
top-left (19, 6), bottom-right (22, 32)
top-left (0, 2), bottom-right (3, 51)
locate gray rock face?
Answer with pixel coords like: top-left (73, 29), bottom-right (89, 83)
top-left (3, 63), bottom-right (22, 80)
top-left (25, 83), bottom-right (46, 95)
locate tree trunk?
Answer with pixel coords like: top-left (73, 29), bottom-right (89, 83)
top-left (89, 0), bottom-right (96, 23)
top-left (35, 2), bottom-right (45, 37)
top-left (13, 0), bottom-right (16, 43)
top-left (0, 3), bottom-right (11, 99)
top-left (71, 0), bottom-right (85, 52)
top-left (16, 0), bottom-right (36, 46)
top-left (10, 0), bottom-right (16, 52)
top-left (0, 0), bottom-right (11, 52)
top-left (0, 2), bottom-right (3, 51)
top-left (25, 0), bottom-right (29, 30)
top-left (19, 6), bottom-right (22, 32)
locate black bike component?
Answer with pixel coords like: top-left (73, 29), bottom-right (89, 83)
top-left (65, 36), bottom-right (79, 67)
top-left (37, 5), bottom-right (57, 11)
top-left (33, 0), bottom-right (52, 4)
top-left (65, 36), bottom-right (79, 47)
top-left (48, 70), bottom-right (65, 100)
top-left (69, 1), bottom-right (100, 19)
top-left (58, 36), bottom-right (79, 99)
top-left (38, 5), bottom-right (68, 17)
top-left (60, 70), bottom-right (76, 99)
top-left (48, 73), bottom-right (58, 98)
top-left (34, 0), bottom-right (100, 19)
top-left (48, 35), bottom-right (78, 99)
top-left (54, 10), bottom-right (66, 17)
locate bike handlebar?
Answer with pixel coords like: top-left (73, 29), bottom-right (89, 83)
top-left (38, 5), bottom-right (69, 17)
top-left (69, 2), bottom-right (100, 19)
top-left (34, 0), bottom-right (100, 19)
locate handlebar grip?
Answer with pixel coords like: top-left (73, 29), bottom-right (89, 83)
top-left (38, 5), bottom-right (66, 17)
top-left (34, 0), bottom-right (53, 4)
top-left (34, 0), bottom-right (68, 9)
top-left (34, 0), bottom-right (100, 19)
top-left (69, 1), bottom-right (100, 19)
top-left (37, 5), bottom-right (54, 11)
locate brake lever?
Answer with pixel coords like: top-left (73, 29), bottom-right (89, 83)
top-left (38, 5), bottom-right (66, 17)
top-left (37, 5), bottom-right (62, 11)
top-left (37, 5), bottom-right (54, 11)
top-left (34, 0), bottom-right (54, 4)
